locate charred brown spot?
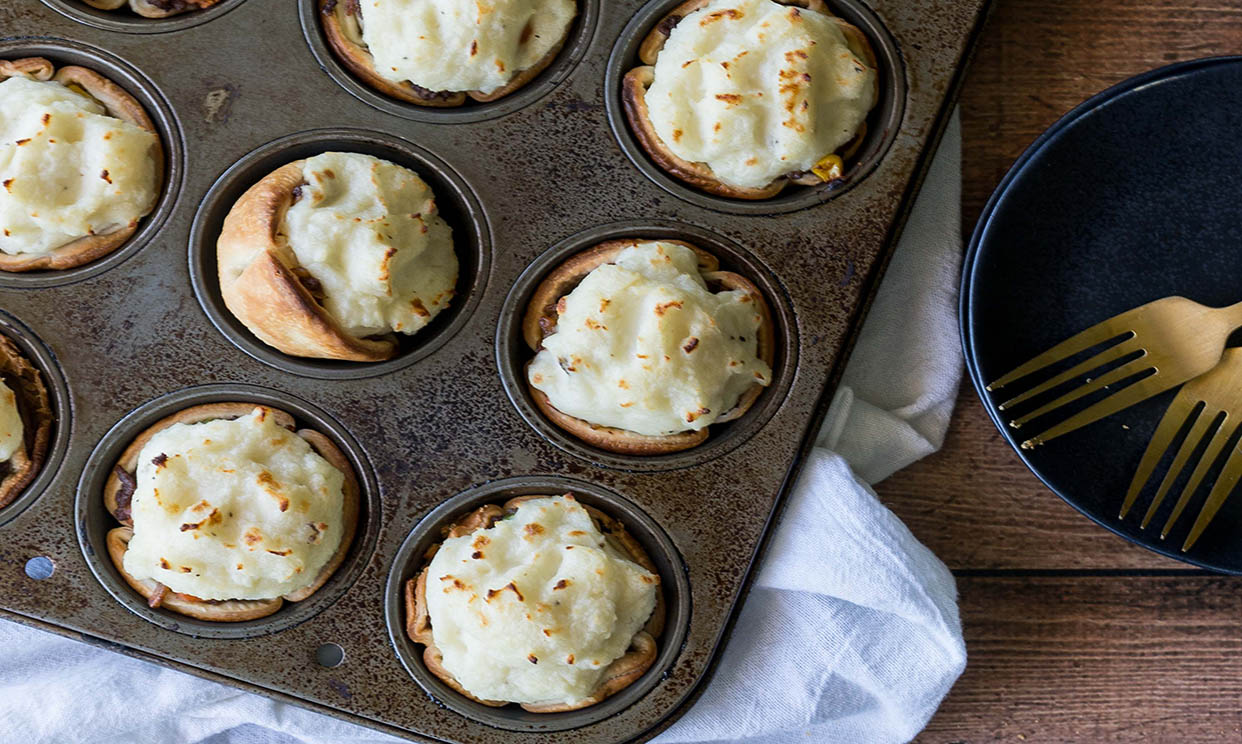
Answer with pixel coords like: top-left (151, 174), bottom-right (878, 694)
top-left (267, 548), bottom-right (292, 556)
top-left (159, 558), bottom-right (171, 570)
top-left (654, 300), bottom-right (684, 316)
top-left (486, 582), bottom-right (525, 602)
top-left (411, 297), bottom-right (430, 318)
top-left (244, 528), bottom-right (263, 546)
top-left (566, 654), bottom-right (575, 664)
top-left (554, 579), bottom-right (571, 590)
top-left (470, 40), bottom-right (479, 57)
top-left (528, 654), bottom-right (538, 664)
top-left (2, 179), bottom-right (11, 192)
top-left (151, 453), bottom-right (168, 467)
top-left (179, 566), bottom-right (192, 573)
top-left (472, 535), bottom-right (490, 549)
top-left (101, 169), bottom-right (112, 184)
top-left (524, 523), bottom-right (545, 538)
top-left (702, 8), bottom-right (742, 24)
top-left (471, 551), bottom-right (484, 559)
top-left (685, 406), bottom-right (711, 423)
top-left (15, 139), bottom-right (29, 146)
top-left (682, 337), bottom-right (699, 353)
top-left (716, 93), bottom-right (742, 105)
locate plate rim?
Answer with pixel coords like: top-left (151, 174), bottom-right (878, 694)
top-left (960, 54), bottom-right (1242, 574)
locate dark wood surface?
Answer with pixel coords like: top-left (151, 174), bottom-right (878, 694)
top-left (878, 1), bottom-right (1242, 740)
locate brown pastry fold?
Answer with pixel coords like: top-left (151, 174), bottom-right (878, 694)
top-left (522, 239), bottom-right (775, 455)
top-left (0, 57), bottom-right (164, 272)
top-left (103, 402), bottom-right (359, 622)
top-left (0, 335), bottom-right (52, 509)
top-left (405, 494), bottom-right (665, 712)
top-left (319, 0), bottom-right (577, 106)
top-left (621, 0), bottom-right (877, 200)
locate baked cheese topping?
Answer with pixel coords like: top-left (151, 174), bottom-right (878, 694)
top-left (426, 495), bottom-right (658, 705)
top-left (529, 242), bottom-right (772, 436)
top-left (359, 0), bottom-right (576, 95)
top-left (0, 380), bottom-right (22, 463)
top-left (123, 407), bottom-right (347, 601)
top-left (281, 152), bottom-right (458, 338)
top-left (0, 77), bottom-right (159, 256)
top-left (645, 0), bottom-right (877, 190)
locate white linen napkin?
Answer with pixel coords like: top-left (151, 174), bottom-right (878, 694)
top-left (0, 112), bottom-right (966, 744)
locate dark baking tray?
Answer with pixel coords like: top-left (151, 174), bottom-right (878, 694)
top-left (0, 0), bottom-right (989, 741)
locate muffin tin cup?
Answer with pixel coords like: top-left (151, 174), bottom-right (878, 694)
top-left (298, 0), bottom-right (603, 124)
top-left (496, 220), bottom-right (798, 472)
top-left (384, 475), bottom-right (691, 733)
top-left (75, 383), bottom-right (382, 639)
top-left (604, 0), bottom-right (907, 215)
top-left (0, 311), bottom-right (72, 528)
top-left (0, 37), bottom-right (185, 289)
top-left (187, 128), bottom-right (493, 380)
top-left (40, 0), bottom-right (248, 34)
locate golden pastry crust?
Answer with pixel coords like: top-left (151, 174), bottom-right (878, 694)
top-left (522, 238), bottom-right (776, 455)
top-left (621, 0), bottom-right (877, 200)
top-left (0, 58), bottom-right (164, 272)
top-left (216, 160), bottom-right (398, 362)
top-left (82, 0), bottom-right (223, 18)
top-left (0, 335), bottom-right (52, 509)
top-left (405, 494), bottom-right (664, 712)
top-left (103, 402), bottom-right (360, 622)
top-left (319, 0), bottom-right (577, 106)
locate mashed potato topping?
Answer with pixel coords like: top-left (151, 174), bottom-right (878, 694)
top-left (0, 380), bottom-right (22, 463)
top-left (645, 0), bottom-right (876, 189)
top-left (0, 77), bottom-right (158, 255)
top-left (426, 496), bottom-right (658, 705)
top-left (123, 407), bottom-right (346, 601)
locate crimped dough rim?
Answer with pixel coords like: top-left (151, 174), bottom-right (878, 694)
top-left (404, 494), bottom-right (665, 712)
top-left (103, 402), bottom-right (360, 622)
top-left (216, 159), bottom-right (402, 362)
top-left (0, 335), bottom-right (52, 510)
top-left (0, 57), bottom-right (165, 272)
top-left (621, 0), bottom-right (879, 200)
top-left (82, 0), bottom-right (224, 18)
top-left (319, 0), bottom-right (578, 107)
top-left (521, 238), bottom-right (776, 455)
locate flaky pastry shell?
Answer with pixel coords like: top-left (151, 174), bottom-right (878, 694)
top-left (217, 160), bottom-right (401, 362)
top-left (82, 0), bottom-right (223, 18)
top-left (0, 57), bottom-right (164, 272)
top-left (621, 0), bottom-right (878, 200)
top-left (405, 494), bottom-right (665, 712)
top-left (522, 238), bottom-right (776, 455)
top-left (319, 0), bottom-right (577, 107)
top-left (0, 336), bottom-right (53, 509)
top-left (104, 402), bottom-right (360, 622)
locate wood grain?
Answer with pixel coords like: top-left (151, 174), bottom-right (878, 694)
top-left (915, 577), bottom-right (1242, 743)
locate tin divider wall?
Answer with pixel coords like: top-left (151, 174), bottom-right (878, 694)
top-left (0, 1), bottom-right (990, 742)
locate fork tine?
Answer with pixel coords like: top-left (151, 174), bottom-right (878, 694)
top-left (1160, 417), bottom-right (1242, 539)
top-left (1120, 394), bottom-right (1203, 519)
top-left (1010, 354), bottom-right (1150, 429)
top-left (1182, 442), bottom-right (1242, 551)
top-left (1020, 370), bottom-right (1165, 449)
top-left (1139, 407), bottom-right (1214, 527)
top-left (987, 324), bottom-right (1134, 391)
top-left (998, 337), bottom-right (1143, 411)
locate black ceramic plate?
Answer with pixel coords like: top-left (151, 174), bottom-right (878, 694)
top-left (963, 57), bottom-right (1242, 573)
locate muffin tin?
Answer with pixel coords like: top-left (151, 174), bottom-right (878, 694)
top-left (1, 0), bottom-right (989, 741)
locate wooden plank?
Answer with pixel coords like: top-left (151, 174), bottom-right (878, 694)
top-left (915, 576), bottom-right (1242, 743)
top-left (875, 0), bottom-right (1242, 571)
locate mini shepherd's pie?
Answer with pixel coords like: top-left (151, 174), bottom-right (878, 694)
top-left (218, 151), bottom-right (458, 362)
top-left (623, 0), bottom-right (879, 199)
top-left (321, 0), bottom-right (578, 106)
top-left (0, 57), bottom-right (162, 271)
top-left (523, 239), bottom-right (774, 455)
top-left (104, 403), bottom-right (359, 622)
top-left (82, 0), bottom-right (223, 18)
top-left (0, 335), bottom-right (53, 509)
top-left (406, 494), bottom-right (663, 711)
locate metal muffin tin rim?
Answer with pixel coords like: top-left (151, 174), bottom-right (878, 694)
top-left (0, 36), bottom-right (185, 289)
top-left (187, 127), bottom-right (493, 381)
top-left (496, 219), bottom-right (799, 473)
top-left (0, 310), bottom-right (72, 529)
top-left (384, 475), bottom-right (693, 734)
top-left (38, 0), bottom-right (249, 35)
top-left (297, 0), bottom-right (603, 124)
top-left (603, 0), bottom-right (908, 216)
top-left (74, 383), bottom-right (383, 640)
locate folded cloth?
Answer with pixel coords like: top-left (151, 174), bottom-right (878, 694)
top-left (0, 112), bottom-right (966, 744)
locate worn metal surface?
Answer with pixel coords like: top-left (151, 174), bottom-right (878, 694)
top-left (0, 0), bottom-right (988, 741)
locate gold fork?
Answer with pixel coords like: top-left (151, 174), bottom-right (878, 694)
top-left (1119, 348), bottom-right (1242, 551)
top-left (989, 297), bottom-right (1242, 449)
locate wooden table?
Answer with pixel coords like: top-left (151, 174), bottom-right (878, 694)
top-left (886, 2), bottom-right (1242, 741)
